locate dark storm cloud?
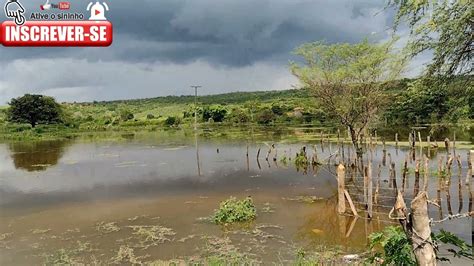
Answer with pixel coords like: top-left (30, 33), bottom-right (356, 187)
top-left (0, 0), bottom-right (408, 104)
top-left (0, 0), bottom-right (393, 66)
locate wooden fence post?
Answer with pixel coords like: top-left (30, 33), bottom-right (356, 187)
top-left (337, 164), bottom-right (346, 214)
top-left (469, 151), bottom-right (474, 176)
top-left (344, 189), bottom-right (359, 217)
top-left (402, 155), bottom-right (408, 193)
top-left (393, 192), bottom-right (437, 266)
top-left (411, 192), bottom-right (437, 265)
top-left (414, 159), bottom-right (420, 196)
top-left (367, 162), bottom-right (373, 219)
top-left (423, 156), bottom-right (429, 192)
top-left (453, 132), bottom-right (456, 151)
top-left (375, 164), bottom-right (381, 204)
top-left (418, 132), bottom-right (423, 149)
top-left (444, 138), bottom-right (450, 154)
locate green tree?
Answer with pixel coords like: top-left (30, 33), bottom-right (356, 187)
top-left (389, 0), bottom-right (472, 76)
top-left (202, 105), bottom-right (227, 122)
top-left (271, 103), bottom-right (285, 116)
top-left (291, 40), bottom-right (404, 153)
top-left (7, 94), bottom-right (62, 128)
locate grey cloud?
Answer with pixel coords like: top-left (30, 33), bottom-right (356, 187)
top-left (0, 0), bottom-right (411, 103)
top-left (0, 58), bottom-right (298, 103)
top-left (0, 0), bottom-right (394, 66)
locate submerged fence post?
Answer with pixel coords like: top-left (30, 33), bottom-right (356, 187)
top-left (337, 164), bottom-right (346, 214)
top-left (402, 155), bottom-right (408, 193)
top-left (444, 138), bottom-right (450, 154)
top-left (375, 164), bottom-right (381, 205)
top-left (469, 151), bottom-right (474, 177)
top-left (423, 156), bottom-right (429, 192)
top-left (418, 132), bottom-right (423, 149)
top-left (414, 159), bottom-right (420, 196)
top-left (453, 132), bottom-right (456, 151)
top-left (367, 162), bottom-right (373, 219)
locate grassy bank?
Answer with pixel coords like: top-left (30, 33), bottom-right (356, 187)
top-left (0, 83), bottom-right (472, 142)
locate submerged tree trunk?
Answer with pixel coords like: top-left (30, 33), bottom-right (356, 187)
top-left (348, 126), bottom-right (362, 156)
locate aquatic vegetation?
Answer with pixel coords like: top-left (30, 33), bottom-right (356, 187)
top-left (178, 234), bottom-right (198, 243)
top-left (43, 241), bottom-right (94, 265)
top-left (96, 222), bottom-right (120, 234)
top-left (282, 196), bottom-right (324, 204)
top-left (44, 249), bottom-right (81, 265)
top-left (111, 245), bottom-right (148, 265)
top-left (127, 215), bottom-right (149, 222)
top-left (294, 154), bottom-right (309, 168)
top-left (0, 232), bottom-right (13, 249)
top-left (261, 202), bottom-right (275, 213)
top-left (31, 229), bottom-right (51, 234)
top-left (212, 196), bottom-right (257, 224)
top-left (200, 235), bottom-right (259, 265)
top-left (0, 232), bottom-right (12, 241)
top-left (293, 247), bottom-right (347, 265)
top-left (127, 225), bottom-right (176, 248)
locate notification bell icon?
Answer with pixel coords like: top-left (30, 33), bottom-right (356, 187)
top-left (87, 1), bottom-right (109, 21)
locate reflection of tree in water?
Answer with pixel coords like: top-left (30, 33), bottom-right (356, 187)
top-left (295, 199), bottom-right (385, 249)
top-left (8, 140), bottom-right (70, 172)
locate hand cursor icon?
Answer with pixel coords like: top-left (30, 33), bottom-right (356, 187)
top-left (5, 0), bottom-right (26, 26)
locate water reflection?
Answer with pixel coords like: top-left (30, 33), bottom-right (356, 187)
top-left (195, 130), bottom-right (202, 176)
top-left (8, 140), bottom-right (70, 172)
top-left (0, 128), bottom-right (472, 265)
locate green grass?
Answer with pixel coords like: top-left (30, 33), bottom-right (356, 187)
top-left (1, 86), bottom-right (472, 142)
top-left (212, 196), bottom-right (257, 225)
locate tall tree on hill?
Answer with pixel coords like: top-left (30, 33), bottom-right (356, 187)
top-left (291, 40), bottom-right (404, 154)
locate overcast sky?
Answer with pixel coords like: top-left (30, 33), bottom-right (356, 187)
top-left (0, 0), bottom-right (429, 103)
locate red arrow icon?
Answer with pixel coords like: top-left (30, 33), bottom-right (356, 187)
top-left (95, 9), bottom-right (101, 16)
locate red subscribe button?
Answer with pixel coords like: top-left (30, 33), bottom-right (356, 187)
top-left (0, 21), bottom-right (113, 47)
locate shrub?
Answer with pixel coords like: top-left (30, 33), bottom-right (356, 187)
top-left (229, 108), bottom-right (250, 123)
top-left (146, 114), bottom-right (155, 120)
top-left (271, 103), bottom-right (285, 115)
top-left (165, 116), bottom-right (178, 126)
top-left (256, 108), bottom-right (275, 124)
top-left (120, 110), bottom-right (134, 121)
top-left (368, 226), bottom-right (415, 265)
top-left (212, 196), bottom-right (256, 224)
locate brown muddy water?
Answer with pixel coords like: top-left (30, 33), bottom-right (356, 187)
top-left (0, 128), bottom-right (472, 265)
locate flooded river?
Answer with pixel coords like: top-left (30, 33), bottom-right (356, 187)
top-left (0, 127), bottom-right (472, 264)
